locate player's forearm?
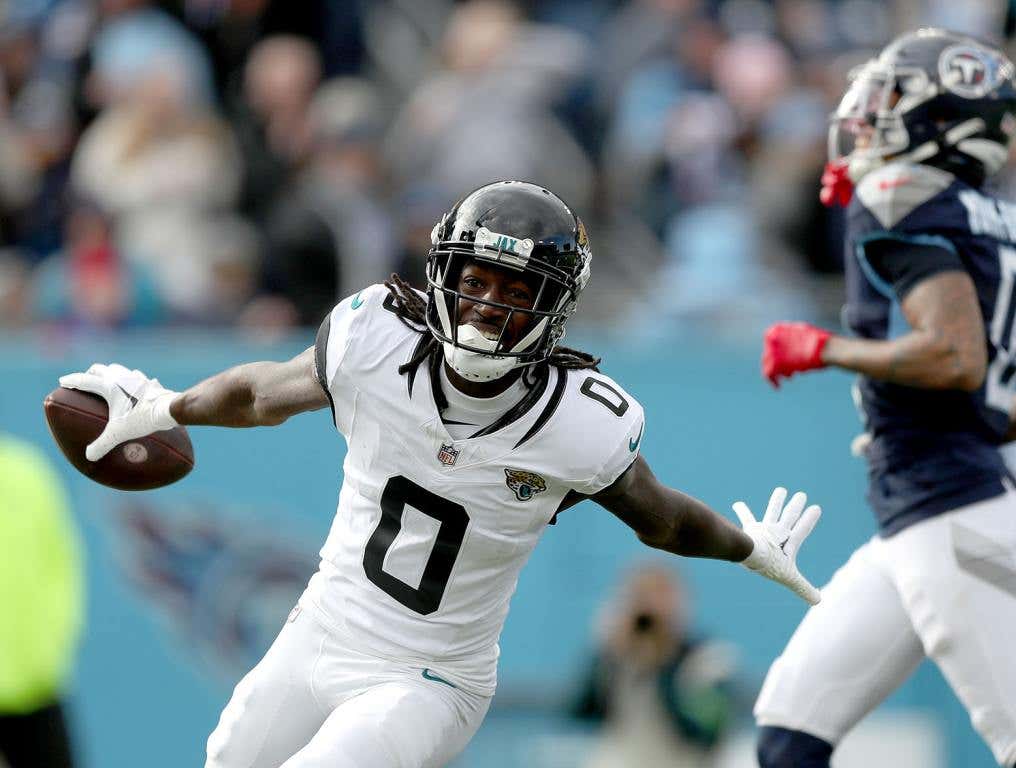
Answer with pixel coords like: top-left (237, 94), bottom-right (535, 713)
top-left (597, 458), bottom-right (754, 562)
top-left (170, 363), bottom-right (287, 428)
top-left (652, 489), bottom-right (754, 561)
top-left (616, 487), bottom-right (753, 561)
top-left (821, 331), bottom-right (985, 390)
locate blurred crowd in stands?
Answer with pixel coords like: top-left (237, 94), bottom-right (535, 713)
top-left (0, 0), bottom-right (1007, 334)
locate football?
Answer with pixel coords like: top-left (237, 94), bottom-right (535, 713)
top-left (43, 386), bottom-right (194, 491)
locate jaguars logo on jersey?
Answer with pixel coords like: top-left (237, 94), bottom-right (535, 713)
top-left (504, 468), bottom-right (547, 502)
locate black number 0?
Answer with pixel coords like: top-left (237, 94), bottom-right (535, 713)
top-left (362, 476), bottom-right (470, 615)
top-left (579, 376), bottom-right (629, 417)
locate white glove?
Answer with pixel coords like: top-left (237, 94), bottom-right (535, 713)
top-left (59, 363), bottom-right (180, 461)
top-left (733, 487), bottom-right (822, 605)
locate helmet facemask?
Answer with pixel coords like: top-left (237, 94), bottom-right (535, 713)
top-left (829, 60), bottom-right (934, 182)
top-left (426, 227), bottom-right (586, 382)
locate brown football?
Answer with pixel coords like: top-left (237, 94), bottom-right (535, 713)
top-left (43, 386), bottom-right (194, 491)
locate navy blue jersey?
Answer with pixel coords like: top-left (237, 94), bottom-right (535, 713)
top-left (845, 161), bottom-right (1014, 535)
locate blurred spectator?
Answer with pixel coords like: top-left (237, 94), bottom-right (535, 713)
top-left (712, 33), bottom-right (794, 135)
top-left (0, 432), bottom-right (84, 768)
top-left (602, 12), bottom-right (726, 213)
top-left (595, 0), bottom-right (704, 117)
top-left (641, 93), bottom-right (744, 235)
top-left (572, 563), bottom-right (737, 768)
top-left (233, 35), bottom-right (321, 224)
top-left (71, 43), bottom-right (241, 318)
top-left (775, 0), bottom-right (836, 56)
top-left (384, 0), bottom-right (596, 213)
top-left (0, 11), bottom-right (80, 262)
top-left (2, 0), bottom-right (1011, 331)
top-left (199, 214), bottom-right (263, 324)
top-left (180, 0), bottom-right (360, 96)
top-left (743, 48), bottom-right (852, 316)
top-left (358, 0), bottom-right (451, 98)
top-left (0, 250), bottom-right (31, 326)
top-left (87, 0), bottom-right (214, 111)
top-left (2, 78), bottom-right (78, 261)
top-left (30, 196), bottom-right (164, 328)
top-left (259, 76), bottom-right (396, 325)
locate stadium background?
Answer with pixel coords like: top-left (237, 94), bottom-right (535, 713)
top-left (0, 0), bottom-right (1011, 765)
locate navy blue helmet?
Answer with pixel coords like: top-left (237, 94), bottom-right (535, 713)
top-left (830, 28), bottom-right (1016, 186)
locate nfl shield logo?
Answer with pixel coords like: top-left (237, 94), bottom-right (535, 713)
top-left (437, 443), bottom-right (459, 466)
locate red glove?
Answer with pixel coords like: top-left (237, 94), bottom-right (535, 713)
top-left (762, 322), bottom-right (832, 388)
top-left (819, 160), bottom-right (853, 208)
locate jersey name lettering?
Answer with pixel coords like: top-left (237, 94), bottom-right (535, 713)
top-left (959, 189), bottom-right (1016, 242)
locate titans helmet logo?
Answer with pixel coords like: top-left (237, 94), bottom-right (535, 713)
top-left (940, 44), bottom-right (997, 98)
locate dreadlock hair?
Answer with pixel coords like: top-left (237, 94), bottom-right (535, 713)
top-left (384, 273), bottom-right (600, 406)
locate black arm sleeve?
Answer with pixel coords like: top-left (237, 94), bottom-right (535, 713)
top-left (862, 237), bottom-right (965, 299)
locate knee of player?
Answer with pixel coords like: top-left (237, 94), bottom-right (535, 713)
top-left (757, 726), bottom-right (833, 768)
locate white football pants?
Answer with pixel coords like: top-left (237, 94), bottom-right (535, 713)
top-left (205, 607), bottom-right (491, 768)
top-left (755, 488), bottom-right (1016, 766)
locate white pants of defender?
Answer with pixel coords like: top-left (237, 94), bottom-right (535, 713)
top-left (755, 488), bottom-right (1016, 766)
top-left (205, 608), bottom-right (491, 768)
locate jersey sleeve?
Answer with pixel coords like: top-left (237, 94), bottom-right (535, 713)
top-left (313, 284), bottom-right (388, 434)
top-left (849, 162), bottom-right (967, 300)
top-left (567, 374), bottom-right (646, 496)
top-left (860, 237), bottom-right (964, 299)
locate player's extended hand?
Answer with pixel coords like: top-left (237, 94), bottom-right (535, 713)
top-left (762, 322), bottom-right (831, 388)
top-left (820, 159), bottom-right (853, 207)
top-left (733, 487), bottom-right (822, 605)
top-left (59, 363), bottom-right (179, 461)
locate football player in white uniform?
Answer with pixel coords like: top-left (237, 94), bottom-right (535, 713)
top-left (60, 181), bottom-right (822, 768)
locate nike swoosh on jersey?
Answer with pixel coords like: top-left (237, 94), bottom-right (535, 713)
top-left (117, 384), bottom-right (139, 408)
top-left (421, 668), bottom-right (456, 688)
top-left (629, 423), bottom-right (643, 452)
top-left (350, 293), bottom-right (364, 309)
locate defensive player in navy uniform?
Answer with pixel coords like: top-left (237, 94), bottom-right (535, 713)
top-left (757, 29), bottom-right (1016, 768)
top-left (58, 181), bottom-right (822, 768)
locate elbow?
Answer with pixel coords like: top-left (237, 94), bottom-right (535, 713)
top-left (635, 520), bottom-right (681, 554)
top-left (636, 530), bottom-right (667, 550)
top-left (252, 398), bottom-right (290, 426)
top-left (946, 351), bottom-right (987, 392)
top-left (924, 336), bottom-right (986, 391)
top-left (953, 366), bottom-right (986, 393)
top-left (229, 373), bottom-right (285, 426)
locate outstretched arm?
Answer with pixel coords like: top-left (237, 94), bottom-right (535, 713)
top-left (171, 347), bottom-right (328, 427)
top-left (60, 348), bottom-right (329, 461)
top-left (584, 456), bottom-right (821, 603)
top-left (764, 272), bottom-right (987, 391)
top-left (589, 457), bottom-right (753, 562)
top-left (821, 271), bottom-right (986, 390)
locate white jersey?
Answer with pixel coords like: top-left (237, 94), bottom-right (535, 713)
top-left (301, 284), bottom-right (645, 695)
